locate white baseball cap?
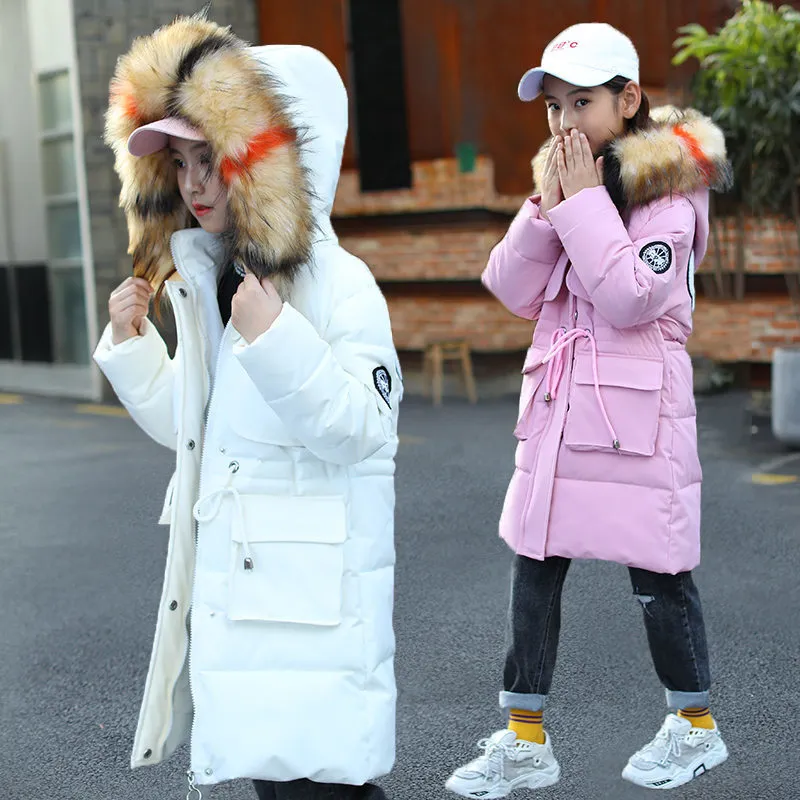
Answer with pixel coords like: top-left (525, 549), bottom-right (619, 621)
top-left (518, 23), bottom-right (639, 102)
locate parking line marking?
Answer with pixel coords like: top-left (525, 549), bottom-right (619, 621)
top-left (0, 393), bottom-right (23, 405)
top-left (75, 403), bottom-right (129, 418)
top-left (751, 473), bottom-right (799, 485)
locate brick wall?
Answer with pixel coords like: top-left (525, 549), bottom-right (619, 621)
top-left (73, 0), bottom-right (257, 379)
top-left (707, 216), bottom-right (799, 273)
top-left (381, 294), bottom-right (800, 361)
top-left (333, 151), bottom-right (800, 363)
top-left (341, 222), bottom-right (508, 282)
top-left (690, 297), bottom-right (800, 362)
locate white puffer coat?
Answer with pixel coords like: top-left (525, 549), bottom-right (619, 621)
top-left (94, 40), bottom-right (400, 787)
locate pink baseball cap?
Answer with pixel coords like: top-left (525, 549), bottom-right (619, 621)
top-left (127, 116), bottom-right (206, 157)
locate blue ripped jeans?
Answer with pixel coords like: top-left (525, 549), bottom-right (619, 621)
top-left (501, 555), bottom-right (711, 714)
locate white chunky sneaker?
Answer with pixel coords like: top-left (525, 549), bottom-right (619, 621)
top-left (622, 713), bottom-right (729, 790)
top-left (445, 729), bottom-right (561, 798)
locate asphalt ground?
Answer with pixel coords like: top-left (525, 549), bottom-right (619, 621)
top-left (1, 390), bottom-right (798, 800)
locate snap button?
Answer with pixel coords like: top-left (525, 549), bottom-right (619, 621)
top-left (205, 768), bottom-right (213, 776)
top-left (178, 287), bottom-right (187, 297)
top-left (613, 439), bottom-right (621, 450)
top-left (544, 392), bottom-right (552, 403)
top-left (219, 446), bottom-right (227, 454)
top-left (143, 749), bottom-right (152, 759)
top-left (169, 600), bottom-right (178, 611)
top-left (186, 439), bottom-right (195, 450)
top-left (228, 460), bottom-right (240, 473)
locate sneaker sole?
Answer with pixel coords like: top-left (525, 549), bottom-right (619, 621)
top-left (621, 741), bottom-right (729, 790)
top-left (445, 763), bottom-right (561, 798)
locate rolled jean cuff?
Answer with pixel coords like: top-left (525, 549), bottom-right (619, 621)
top-left (499, 691), bottom-right (547, 713)
top-left (665, 689), bottom-right (710, 710)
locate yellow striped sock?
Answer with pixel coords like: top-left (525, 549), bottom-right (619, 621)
top-left (678, 706), bottom-right (715, 730)
top-left (508, 709), bottom-right (545, 745)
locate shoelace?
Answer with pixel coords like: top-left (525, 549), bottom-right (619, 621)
top-left (193, 485), bottom-right (254, 570)
top-left (475, 735), bottom-right (536, 781)
top-left (542, 327), bottom-right (621, 451)
top-left (476, 737), bottom-right (515, 781)
top-left (639, 728), bottom-right (684, 766)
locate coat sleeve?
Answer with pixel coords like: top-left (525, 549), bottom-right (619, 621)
top-left (233, 285), bottom-right (400, 466)
top-left (547, 186), bottom-right (697, 329)
top-left (93, 318), bottom-right (178, 451)
top-left (481, 197), bottom-right (564, 320)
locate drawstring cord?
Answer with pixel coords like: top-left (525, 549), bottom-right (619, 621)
top-left (193, 485), bottom-right (254, 570)
top-left (537, 327), bottom-right (621, 451)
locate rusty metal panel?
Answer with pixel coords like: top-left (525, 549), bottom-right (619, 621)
top-left (256, 0), bottom-right (356, 167)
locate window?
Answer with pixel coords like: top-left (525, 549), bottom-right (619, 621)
top-left (347, 0), bottom-right (411, 191)
top-left (37, 69), bottom-right (87, 364)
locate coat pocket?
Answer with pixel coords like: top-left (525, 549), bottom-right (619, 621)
top-left (564, 353), bottom-right (664, 456)
top-left (227, 494), bottom-right (347, 626)
top-left (514, 347), bottom-right (548, 441)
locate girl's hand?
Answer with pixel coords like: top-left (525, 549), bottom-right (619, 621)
top-left (109, 277), bottom-right (152, 345)
top-left (540, 136), bottom-right (563, 222)
top-left (557, 129), bottom-right (604, 199)
top-left (231, 272), bottom-right (283, 344)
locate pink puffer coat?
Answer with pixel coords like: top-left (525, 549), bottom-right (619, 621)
top-left (483, 108), bottom-right (731, 574)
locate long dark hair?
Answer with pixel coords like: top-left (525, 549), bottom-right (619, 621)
top-left (603, 75), bottom-right (651, 132)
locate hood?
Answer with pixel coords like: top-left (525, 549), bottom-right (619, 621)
top-left (532, 107), bottom-right (733, 264)
top-left (105, 11), bottom-right (348, 292)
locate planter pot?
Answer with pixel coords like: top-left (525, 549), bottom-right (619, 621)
top-left (771, 347), bottom-right (800, 447)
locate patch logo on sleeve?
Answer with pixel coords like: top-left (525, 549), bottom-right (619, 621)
top-left (373, 366), bottom-right (392, 409)
top-left (639, 241), bottom-right (672, 274)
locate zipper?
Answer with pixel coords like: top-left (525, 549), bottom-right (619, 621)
top-left (168, 235), bottom-right (215, 786)
top-left (141, 273), bottom-right (192, 766)
top-left (519, 293), bottom-right (578, 550)
top-left (167, 237), bottom-right (203, 785)
top-left (179, 235), bottom-right (233, 783)
top-left (186, 770), bottom-right (202, 799)
top-left (187, 323), bottom-right (231, 781)
top-left (539, 294), bottom-right (579, 540)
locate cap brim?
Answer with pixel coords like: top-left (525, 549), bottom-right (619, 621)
top-left (127, 117), bottom-right (206, 157)
top-left (518, 64), bottom-right (620, 101)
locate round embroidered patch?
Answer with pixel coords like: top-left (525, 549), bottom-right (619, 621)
top-left (639, 241), bottom-right (672, 273)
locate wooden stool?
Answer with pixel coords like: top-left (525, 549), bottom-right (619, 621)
top-left (422, 340), bottom-right (478, 406)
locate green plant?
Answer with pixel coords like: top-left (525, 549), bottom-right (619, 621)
top-left (674, 0), bottom-right (800, 305)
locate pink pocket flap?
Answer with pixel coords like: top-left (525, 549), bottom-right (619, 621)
top-left (573, 353), bottom-right (663, 391)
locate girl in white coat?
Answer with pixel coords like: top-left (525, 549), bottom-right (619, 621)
top-left (95, 12), bottom-right (399, 800)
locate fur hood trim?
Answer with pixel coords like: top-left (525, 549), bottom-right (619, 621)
top-left (532, 107), bottom-right (733, 211)
top-left (105, 11), bottom-right (314, 291)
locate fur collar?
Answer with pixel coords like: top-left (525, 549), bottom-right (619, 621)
top-left (532, 107), bottom-right (732, 211)
top-left (105, 11), bottom-right (314, 295)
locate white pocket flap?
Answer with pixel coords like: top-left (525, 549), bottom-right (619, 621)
top-left (233, 495), bottom-right (347, 545)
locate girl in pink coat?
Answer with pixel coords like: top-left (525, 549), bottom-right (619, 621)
top-left (446, 24), bottom-right (732, 798)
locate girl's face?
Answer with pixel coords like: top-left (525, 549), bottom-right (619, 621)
top-left (542, 75), bottom-right (641, 155)
top-left (168, 136), bottom-right (228, 235)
